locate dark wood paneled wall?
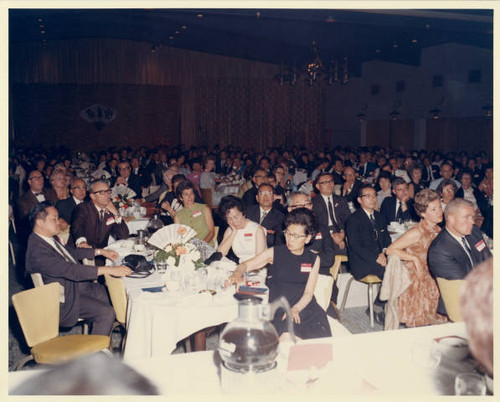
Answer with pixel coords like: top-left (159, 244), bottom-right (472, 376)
top-left (10, 38), bottom-right (325, 151)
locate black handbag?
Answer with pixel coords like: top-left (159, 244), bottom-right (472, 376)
top-left (122, 254), bottom-right (154, 278)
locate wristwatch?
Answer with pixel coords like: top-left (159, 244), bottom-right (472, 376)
top-left (96, 249), bottom-right (102, 256)
top-left (382, 248), bottom-right (388, 255)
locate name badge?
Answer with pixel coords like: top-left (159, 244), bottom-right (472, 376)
top-left (244, 232), bottom-right (253, 241)
top-left (266, 229), bottom-right (275, 235)
top-left (106, 216), bottom-right (115, 225)
top-left (192, 210), bottom-right (202, 218)
top-left (315, 232), bottom-right (322, 240)
top-left (300, 263), bottom-right (312, 273)
top-left (475, 239), bottom-right (486, 252)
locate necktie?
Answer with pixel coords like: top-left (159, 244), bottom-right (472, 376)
top-left (396, 202), bottom-right (403, 222)
top-left (99, 209), bottom-right (105, 222)
top-left (259, 211), bottom-right (268, 224)
top-left (327, 198), bottom-right (338, 229)
top-left (461, 237), bottom-right (477, 265)
top-left (369, 213), bottom-right (379, 240)
top-left (53, 237), bottom-right (77, 264)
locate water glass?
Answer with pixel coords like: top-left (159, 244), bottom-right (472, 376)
top-left (155, 261), bottom-right (167, 274)
top-left (411, 337), bottom-right (441, 369)
top-left (455, 373), bottom-right (486, 395)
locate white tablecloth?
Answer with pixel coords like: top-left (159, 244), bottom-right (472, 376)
top-left (122, 271), bottom-right (239, 360)
top-left (125, 217), bottom-right (150, 235)
top-left (10, 322), bottom-right (473, 395)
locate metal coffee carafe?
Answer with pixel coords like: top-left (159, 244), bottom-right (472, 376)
top-left (219, 295), bottom-right (295, 374)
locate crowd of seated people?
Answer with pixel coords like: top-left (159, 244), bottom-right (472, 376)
top-left (9, 143), bottom-right (493, 331)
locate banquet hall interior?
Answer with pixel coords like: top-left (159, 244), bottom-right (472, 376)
top-left (7, 7), bottom-right (494, 395)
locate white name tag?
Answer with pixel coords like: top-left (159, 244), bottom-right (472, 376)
top-left (475, 239), bottom-right (486, 252)
top-left (244, 233), bottom-right (253, 241)
top-left (192, 210), bottom-right (202, 218)
top-left (106, 217), bottom-right (115, 225)
top-left (315, 232), bottom-right (322, 240)
top-left (300, 263), bottom-right (312, 273)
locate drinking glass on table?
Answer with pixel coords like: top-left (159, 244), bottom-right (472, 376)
top-left (411, 337), bottom-right (441, 369)
top-left (455, 373), bottom-right (486, 395)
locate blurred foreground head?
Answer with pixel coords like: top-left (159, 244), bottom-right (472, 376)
top-left (12, 352), bottom-right (158, 395)
top-left (460, 257), bottom-right (493, 375)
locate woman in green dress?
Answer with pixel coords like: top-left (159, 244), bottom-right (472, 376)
top-left (174, 180), bottom-right (215, 247)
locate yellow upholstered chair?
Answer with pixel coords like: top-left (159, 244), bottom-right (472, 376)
top-left (11, 282), bottom-right (111, 370)
top-left (213, 226), bottom-right (220, 248)
top-left (104, 274), bottom-right (128, 328)
top-left (329, 255), bottom-right (349, 282)
top-left (340, 274), bottom-right (382, 328)
top-left (30, 273), bottom-right (89, 335)
top-left (436, 277), bottom-right (464, 322)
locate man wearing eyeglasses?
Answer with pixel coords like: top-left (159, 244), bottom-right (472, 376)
top-left (56, 178), bottom-right (88, 231)
top-left (17, 169), bottom-right (58, 221)
top-left (312, 172), bottom-right (351, 255)
top-left (112, 160), bottom-right (142, 198)
top-left (346, 184), bottom-right (392, 281)
top-left (246, 183), bottom-right (285, 248)
top-left (71, 180), bottom-right (129, 264)
top-left (242, 168), bottom-right (268, 207)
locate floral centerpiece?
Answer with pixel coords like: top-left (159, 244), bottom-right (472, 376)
top-left (111, 186), bottom-right (136, 214)
top-left (149, 224), bottom-right (205, 273)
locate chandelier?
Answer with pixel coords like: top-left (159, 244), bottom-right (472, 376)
top-left (275, 41), bottom-right (348, 87)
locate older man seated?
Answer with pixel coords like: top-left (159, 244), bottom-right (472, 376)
top-left (25, 201), bottom-right (131, 335)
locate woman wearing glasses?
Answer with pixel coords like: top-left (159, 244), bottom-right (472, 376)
top-left (217, 195), bottom-right (266, 263)
top-left (228, 208), bottom-right (331, 341)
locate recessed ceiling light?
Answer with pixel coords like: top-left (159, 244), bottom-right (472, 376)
top-left (393, 43), bottom-right (398, 48)
top-left (37, 18), bottom-right (43, 23)
top-left (182, 25), bottom-right (187, 30)
top-left (40, 30), bottom-right (46, 34)
top-left (169, 36), bottom-right (174, 40)
top-left (411, 39), bottom-right (418, 43)
top-left (39, 24), bottom-right (44, 28)
top-left (425, 24), bottom-right (430, 30)
top-left (175, 30), bottom-right (180, 34)
top-left (375, 49), bottom-right (381, 53)
top-left (197, 14), bottom-right (203, 18)
top-left (325, 15), bottom-right (335, 23)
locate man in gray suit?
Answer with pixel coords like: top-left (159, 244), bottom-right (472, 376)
top-left (25, 201), bottom-right (131, 335)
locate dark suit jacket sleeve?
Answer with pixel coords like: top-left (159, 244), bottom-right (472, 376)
top-left (26, 235), bottom-right (98, 281)
top-left (333, 195), bottom-right (351, 230)
top-left (380, 197), bottom-right (393, 225)
top-left (310, 225), bottom-right (336, 274)
top-left (70, 203), bottom-right (89, 242)
top-left (345, 212), bottom-right (380, 265)
top-left (427, 232), bottom-right (469, 280)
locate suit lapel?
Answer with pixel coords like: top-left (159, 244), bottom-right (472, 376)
top-left (443, 230), bottom-right (473, 271)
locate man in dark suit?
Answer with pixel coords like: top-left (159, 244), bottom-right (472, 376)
top-left (312, 172), bottom-right (351, 255)
top-left (428, 198), bottom-right (492, 315)
top-left (25, 201), bottom-right (131, 335)
top-left (346, 184), bottom-right (392, 280)
top-left (340, 166), bottom-right (363, 208)
top-left (56, 178), bottom-right (87, 228)
top-left (357, 152), bottom-right (377, 180)
top-left (17, 169), bottom-right (58, 221)
top-left (71, 180), bottom-right (129, 264)
top-left (246, 183), bottom-right (284, 248)
top-left (112, 160), bottom-right (142, 198)
top-left (242, 168), bottom-right (267, 207)
top-left (380, 177), bottom-right (419, 225)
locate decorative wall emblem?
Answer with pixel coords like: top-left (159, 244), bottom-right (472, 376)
top-left (79, 104), bottom-right (116, 131)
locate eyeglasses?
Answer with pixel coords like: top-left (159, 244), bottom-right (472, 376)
top-left (92, 189), bottom-right (112, 195)
top-left (258, 190), bottom-right (273, 196)
top-left (290, 202), bottom-right (312, 209)
top-left (29, 175), bottom-right (43, 181)
top-left (254, 175), bottom-right (266, 179)
top-left (118, 167), bottom-right (131, 171)
top-left (360, 193), bottom-right (377, 199)
top-left (284, 230), bottom-right (308, 239)
top-left (71, 186), bottom-right (87, 190)
top-left (318, 179), bottom-right (334, 185)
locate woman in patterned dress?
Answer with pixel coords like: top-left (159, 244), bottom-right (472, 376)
top-left (386, 189), bottom-right (448, 327)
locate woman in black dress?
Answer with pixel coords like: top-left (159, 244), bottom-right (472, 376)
top-left (228, 208), bottom-right (331, 341)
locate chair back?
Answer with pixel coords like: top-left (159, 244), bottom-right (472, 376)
top-left (58, 226), bottom-right (71, 245)
top-left (314, 274), bottom-right (333, 311)
top-left (329, 255), bottom-right (348, 281)
top-left (31, 273), bottom-right (45, 288)
top-left (200, 188), bottom-right (214, 209)
top-left (104, 274), bottom-right (128, 325)
top-left (213, 226), bottom-right (220, 247)
top-left (12, 282), bottom-right (60, 347)
top-left (83, 258), bottom-right (95, 266)
top-left (436, 277), bottom-right (464, 322)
